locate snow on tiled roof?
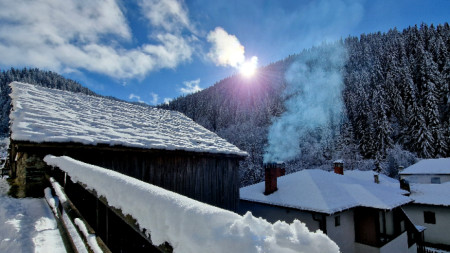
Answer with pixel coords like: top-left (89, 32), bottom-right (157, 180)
top-left (409, 182), bottom-right (450, 206)
top-left (9, 82), bottom-right (247, 156)
top-left (240, 169), bottom-right (412, 214)
top-left (345, 170), bottom-right (404, 190)
top-left (400, 158), bottom-right (450, 175)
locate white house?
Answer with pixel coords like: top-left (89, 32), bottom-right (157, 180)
top-left (399, 158), bottom-right (450, 184)
top-left (239, 164), bottom-right (422, 253)
top-left (402, 182), bottom-right (450, 250)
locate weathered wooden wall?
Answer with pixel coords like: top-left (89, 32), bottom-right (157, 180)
top-left (9, 141), bottom-right (243, 211)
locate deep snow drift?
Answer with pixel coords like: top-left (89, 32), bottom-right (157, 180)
top-left (45, 155), bottom-right (339, 253)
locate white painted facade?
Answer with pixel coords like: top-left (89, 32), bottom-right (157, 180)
top-left (403, 204), bottom-right (450, 246)
top-left (400, 174), bottom-right (450, 184)
top-left (326, 210), bottom-right (355, 253)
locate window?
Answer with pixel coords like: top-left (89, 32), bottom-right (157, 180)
top-left (335, 215), bottom-right (341, 227)
top-left (431, 177), bottom-right (441, 184)
top-left (424, 211), bottom-right (436, 224)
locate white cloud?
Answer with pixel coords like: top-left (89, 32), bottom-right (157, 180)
top-left (129, 94), bottom-right (143, 103)
top-left (207, 27), bottom-right (245, 68)
top-left (143, 33), bottom-right (193, 69)
top-left (150, 92), bottom-right (159, 105)
top-left (179, 79), bottom-right (202, 94)
top-left (138, 0), bottom-right (192, 32)
top-left (0, 0), bottom-right (194, 79)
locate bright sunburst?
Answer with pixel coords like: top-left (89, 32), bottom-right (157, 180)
top-left (240, 56), bottom-right (258, 78)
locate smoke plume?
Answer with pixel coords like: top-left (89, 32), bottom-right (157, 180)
top-left (264, 43), bottom-right (347, 163)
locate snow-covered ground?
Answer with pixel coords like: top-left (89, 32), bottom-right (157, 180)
top-left (0, 177), bottom-right (66, 253)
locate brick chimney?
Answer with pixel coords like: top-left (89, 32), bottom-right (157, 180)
top-left (333, 160), bottom-right (344, 175)
top-left (264, 163), bottom-right (285, 195)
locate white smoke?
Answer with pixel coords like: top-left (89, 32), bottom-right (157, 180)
top-left (264, 43), bottom-right (347, 163)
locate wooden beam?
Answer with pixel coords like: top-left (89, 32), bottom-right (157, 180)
top-left (47, 176), bottom-right (112, 253)
top-left (12, 140), bottom-right (246, 159)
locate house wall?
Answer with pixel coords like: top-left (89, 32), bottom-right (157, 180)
top-left (238, 200), bottom-right (321, 231)
top-left (354, 232), bottom-right (412, 253)
top-left (379, 232), bottom-right (409, 253)
top-left (402, 204), bottom-right (450, 246)
top-left (326, 210), bottom-right (355, 253)
top-left (400, 174), bottom-right (450, 184)
top-left (354, 243), bottom-right (379, 253)
top-left (9, 141), bottom-right (243, 211)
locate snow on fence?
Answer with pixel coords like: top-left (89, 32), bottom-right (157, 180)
top-left (45, 177), bottom-right (110, 253)
top-left (44, 155), bottom-right (340, 253)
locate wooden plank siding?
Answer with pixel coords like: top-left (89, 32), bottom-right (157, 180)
top-left (9, 141), bottom-right (244, 211)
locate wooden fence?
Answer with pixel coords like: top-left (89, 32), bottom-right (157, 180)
top-left (47, 167), bottom-right (172, 253)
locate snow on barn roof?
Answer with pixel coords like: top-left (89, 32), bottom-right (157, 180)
top-left (9, 82), bottom-right (247, 156)
top-left (409, 182), bottom-right (450, 207)
top-left (400, 158), bottom-right (450, 175)
top-left (240, 169), bottom-right (411, 215)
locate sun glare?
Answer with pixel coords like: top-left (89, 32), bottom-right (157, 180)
top-left (240, 56), bottom-right (258, 78)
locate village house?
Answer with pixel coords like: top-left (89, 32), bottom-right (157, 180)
top-left (399, 158), bottom-right (450, 184)
top-left (398, 157), bottom-right (450, 250)
top-left (402, 182), bottom-right (450, 250)
top-left (239, 162), bottom-right (422, 253)
top-left (6, 82), bottom-right (247, 211)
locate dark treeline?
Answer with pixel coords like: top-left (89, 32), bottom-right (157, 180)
top-left (0, 67), bottom-right (97, 136)
top-left (162, 23), bottom-right (450, 186)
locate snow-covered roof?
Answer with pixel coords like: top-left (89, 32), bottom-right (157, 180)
top-left (9, 82), bottom-right (247, 156)
top-left (240, 169), bottom-right (412, 215)
top-left (344, 170), bottom-right (403, 190)
top-left (400, 158), bottom-right (450, 175)
top-left (409, 182), bottom-right (450, 207)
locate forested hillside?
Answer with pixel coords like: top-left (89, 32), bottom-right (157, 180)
top-left (0, 68), bottom-right (97, 136)
top-left (162, 23), bottom-right (450, 186)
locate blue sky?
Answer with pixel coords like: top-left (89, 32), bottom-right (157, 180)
top-left (0, 0), bottom-right (449, 105)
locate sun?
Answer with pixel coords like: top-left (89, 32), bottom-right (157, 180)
top-left (240, 56), bottom-right (258, 78)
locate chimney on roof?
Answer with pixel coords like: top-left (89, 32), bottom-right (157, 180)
top-left (374, 174), bottom-right (380, 184)
top-left (400, 179), bottom-right (410, 193)
top-left (264, 162), bottom-right (285, 195)
top-left (333, 160), bottom-right (344, 175)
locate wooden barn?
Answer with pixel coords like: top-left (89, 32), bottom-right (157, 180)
top-left (7, 82), bottom-right (247, 211)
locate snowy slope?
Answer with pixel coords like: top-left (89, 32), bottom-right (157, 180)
top-left (240, 169), bottom-right (412, 214)
top-left (400, 158), bottom-right (450, 175)
top-left (9, 82), bottom-right (247, 156)
top-left (44, 155), bottom-right (339, 253)
top-left (0, 177), bottom-right (65, 253)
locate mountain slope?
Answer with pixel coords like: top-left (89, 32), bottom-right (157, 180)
top-left (162, 23), bottom-right (450, 186)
